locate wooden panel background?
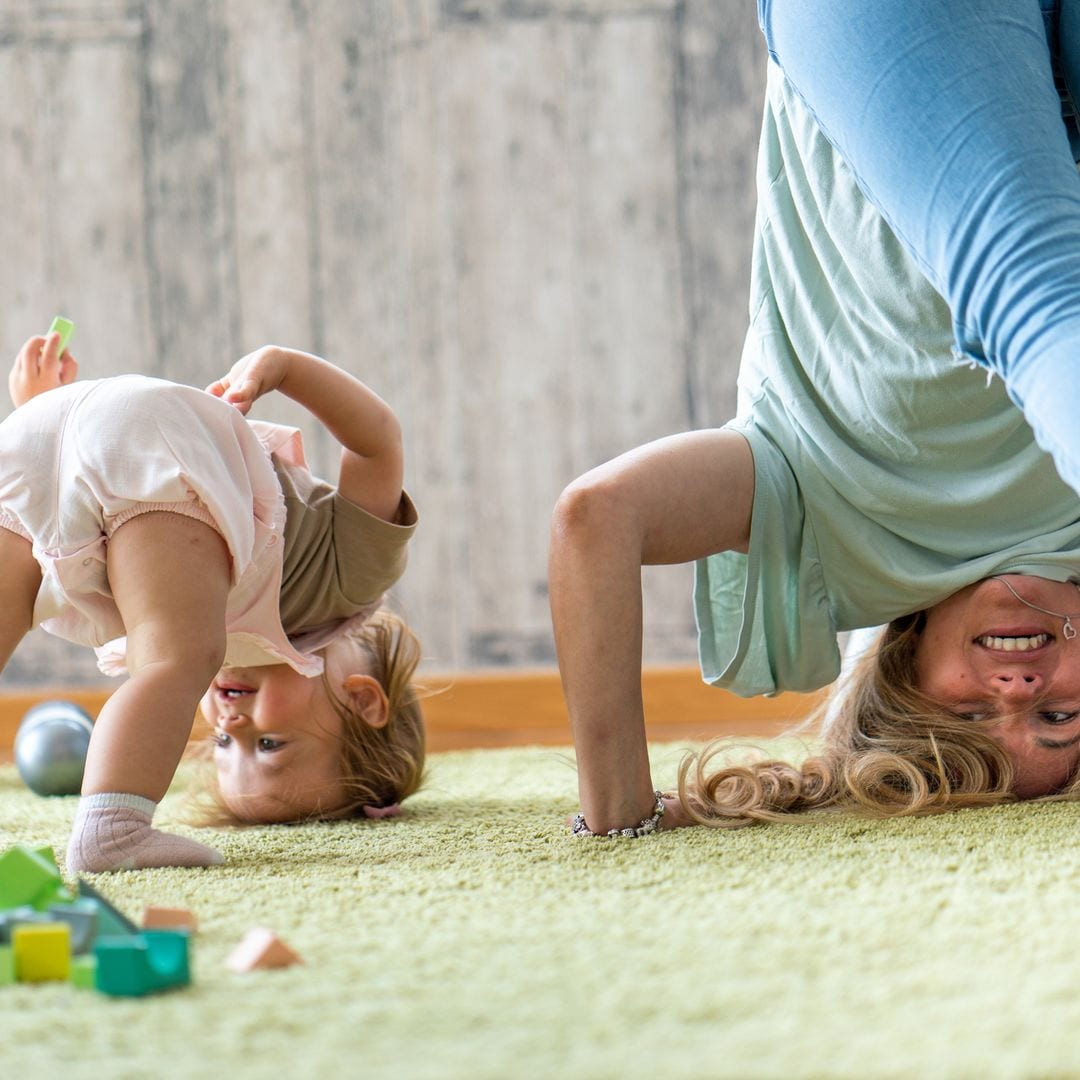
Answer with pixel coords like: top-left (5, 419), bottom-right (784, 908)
top-left (0, 0), bottom-right (765, 689)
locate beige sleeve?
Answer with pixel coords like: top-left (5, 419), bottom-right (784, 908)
top-left (274, 457), bottom-right (418, 635)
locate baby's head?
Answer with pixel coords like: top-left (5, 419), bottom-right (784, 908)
top-left (193, 610), bottom-right (425, 824)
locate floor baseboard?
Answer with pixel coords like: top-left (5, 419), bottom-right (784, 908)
top-left (0, 665), bottom-right (824, 755)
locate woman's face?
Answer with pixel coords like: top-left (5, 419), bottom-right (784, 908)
top-left (914, 575), bottom-right (1080, 797)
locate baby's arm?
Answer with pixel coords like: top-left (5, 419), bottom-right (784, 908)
top-left (207, 347), bottom-right (403, 523)
top-left (8, 332), bottom-right (78, 408)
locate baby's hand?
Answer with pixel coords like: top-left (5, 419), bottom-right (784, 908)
top-left (9, 332), bottom-right (78, 408)
top-left (206, 346), bottom-right (287, 415)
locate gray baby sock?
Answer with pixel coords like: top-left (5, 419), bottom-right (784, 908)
top-left (66, 792), bottom-right (224, 873)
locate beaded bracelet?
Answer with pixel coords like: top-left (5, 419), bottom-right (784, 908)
top-left (570, 790), bottom-right (667, 838)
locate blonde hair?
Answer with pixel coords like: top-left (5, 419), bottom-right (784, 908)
top-left (186, 608), bottom-right (425, 826)
top-left (679, 614), bottom-right (1080, 828)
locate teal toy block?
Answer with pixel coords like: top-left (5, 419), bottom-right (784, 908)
top-left (48, 902), bottom-right (97, 954)
top-left (95, 930), bottom-right (191, 997)
top-left (76, 880), bottom-right (138, 937)
top-left (70, 953), bottom-right (96, 990)
top-left (0, 844), bottom-right (63, 910)
top-left (0, 906), bottom-right (49, 944)
top-left (0, 945), bottom-right (13, 985)
top-left (13, 922), bottom-right (70, 982)
top-left (47, 315), bottom-right (74, 353)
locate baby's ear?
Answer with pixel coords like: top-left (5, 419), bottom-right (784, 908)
top-left (341, 674), bottom-right (390, 729)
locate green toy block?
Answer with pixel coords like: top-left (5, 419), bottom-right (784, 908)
top-left (0, 845), bottom-right (62, 910)
top-left (0, 945), bottom-right (13, 985)
top-left (95, 930), bottom-right (190, 997)
top-left (70, 953), bottom-right (96, 989)
top-left (13, 922), bottom-right (70, 982)
top-left (76, 880), bottom-right (138, 937)
top-left (47, 315), bottom-right (74, 353)
top-left (32, 882), bottom-right (74, 913)
top-left (31, 846), bottom-right (58, 871)
top-left (48, 903), bottom-right (97, 954)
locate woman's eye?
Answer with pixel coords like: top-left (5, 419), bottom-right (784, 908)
top-left (257, 738), bottom-right (284, 752)
top-left (1040, 711), bottom-right (1077, 725)
top-left (956, 712), bottom-right (987, 722)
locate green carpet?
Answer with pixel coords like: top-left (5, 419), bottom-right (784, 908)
top-left (3, 740), bottom-right (1080, 1080)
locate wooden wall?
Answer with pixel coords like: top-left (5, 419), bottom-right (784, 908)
top-left (0, 0), bottom-right (765, 686)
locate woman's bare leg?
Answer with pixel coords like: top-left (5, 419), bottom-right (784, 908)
top-left (549, 429), bottom-right (755, 834)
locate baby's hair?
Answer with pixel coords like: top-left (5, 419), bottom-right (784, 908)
top-left (185, 608), bottom-right (425, 826)
top-left (676, 613), bottom-right (1080, 827)
top-left (327, 608), bottom-right (426, 816)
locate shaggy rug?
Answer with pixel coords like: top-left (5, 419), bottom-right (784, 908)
top-left (2, 741), bottom-right (1079, 1080)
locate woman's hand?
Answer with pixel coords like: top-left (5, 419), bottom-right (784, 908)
top-left (9, 332), bottom-right (78, 408)
top-left (205, 346), bottom-right (287, 415)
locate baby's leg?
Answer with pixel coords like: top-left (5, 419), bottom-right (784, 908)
top-left (0, 528), bottom-right (42, 667)
top-left (67, 512), bottom-right (231, 872)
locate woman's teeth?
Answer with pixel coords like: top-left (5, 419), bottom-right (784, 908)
top-left (976, 633), bottom-right (1050, 651)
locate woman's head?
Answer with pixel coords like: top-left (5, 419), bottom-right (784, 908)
top-left (194, 610), bottom-right (425, 824)
top-left (911, 575), bottom-right (1080, 798)
top-left (681, 577), bottom-right (1080, 826)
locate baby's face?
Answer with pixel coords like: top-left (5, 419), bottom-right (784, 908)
top-left (200, 661), bottom-right (349, 823)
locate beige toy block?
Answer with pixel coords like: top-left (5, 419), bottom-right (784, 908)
top-left (226, 927), bottom-right (302, 973)
top-left (142, 905), bottom-right (198, 933)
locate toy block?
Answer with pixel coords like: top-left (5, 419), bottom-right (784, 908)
top-left (0, 844), bottom-right (62, 910)
top-left (76, 879), bottom-right (138, 936)
top-left (47, 316), bottom-right (74, 353)
top-left (226, 927), bottom-right (302, 973)
top-left (0, 945), bottom-right (13, 985)
top-left (0, 906), bottom-right (49, 944)
top-left (48, 902), bottom-right (97, 954)
top-left (142, 905), bottom-right (197, 933)
top-left (33, 881), bottom-right (75, 912)
top-left (13, 922), bottom-right (71, 982)
top-left (95, 930), bottom-right (191, 997)
top-left (31, 846), bottom-right (58, 871)
top-left (69, 953), bottom-right (96, 990)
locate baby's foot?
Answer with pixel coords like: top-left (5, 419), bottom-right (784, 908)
top-left (66, 793), bottom-right (223, 873)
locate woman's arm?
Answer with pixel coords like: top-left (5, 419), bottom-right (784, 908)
top-left (207, 346), bottom-right (403, 523)
top-left (548, 429), bottom-right (755, 835)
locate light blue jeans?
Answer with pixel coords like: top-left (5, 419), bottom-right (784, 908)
top-left (760, 0), bottom-right (1080, 496)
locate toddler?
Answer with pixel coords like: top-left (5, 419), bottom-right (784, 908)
top-left (2, 329), bottom-right (422, 871)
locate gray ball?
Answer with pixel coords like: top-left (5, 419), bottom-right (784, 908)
top-left (14, 701), bottom-right (95, 797)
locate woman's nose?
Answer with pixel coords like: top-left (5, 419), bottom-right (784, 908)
top-left (989, 672), bottom-right (1042, 699)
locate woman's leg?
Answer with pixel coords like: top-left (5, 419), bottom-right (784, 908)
top-left (761, 0), bottom-right (1080, 492)
top-left (549, 430), bottom-right (754, 835)
top-left (68, 512), bottom-right (231, 872)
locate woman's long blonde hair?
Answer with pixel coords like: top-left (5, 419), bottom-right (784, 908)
top-left (678, 614), bottom-right (1080, 828)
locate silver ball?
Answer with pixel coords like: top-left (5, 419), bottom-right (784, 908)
top-left (14, 701), bottom-right (95, 797)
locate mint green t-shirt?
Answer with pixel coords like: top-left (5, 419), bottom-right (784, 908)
top-left (695, 63), bottom-right (1080, 697)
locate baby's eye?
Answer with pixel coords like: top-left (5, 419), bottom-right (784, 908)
top-left (212, 732), bottom-right (231, 748)
top-left (1040, 711), bottom-right (1077, 725)
top-left (257, 737), bottom-right (284, 752)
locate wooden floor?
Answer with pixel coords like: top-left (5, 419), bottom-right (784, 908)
top-left (0, 665), bottom-right (824, 761)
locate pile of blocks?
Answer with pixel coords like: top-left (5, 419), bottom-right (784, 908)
top-left (0, 843), bottom-right (192, 996)
top-left (1, 843), bottom-right (304, 997)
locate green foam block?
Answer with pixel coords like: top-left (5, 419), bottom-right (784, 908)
top-left (47, 315), bottom-right (74, 353)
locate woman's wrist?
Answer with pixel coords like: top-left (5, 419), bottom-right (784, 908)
top-left (571, 790), bottom-right (668, 838)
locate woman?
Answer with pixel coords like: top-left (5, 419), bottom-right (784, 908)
top-left (549, 0), bottom-right (1080, 835)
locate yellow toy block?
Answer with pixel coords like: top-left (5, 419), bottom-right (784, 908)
top-left (13, 922), bottom-right (71, 982)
